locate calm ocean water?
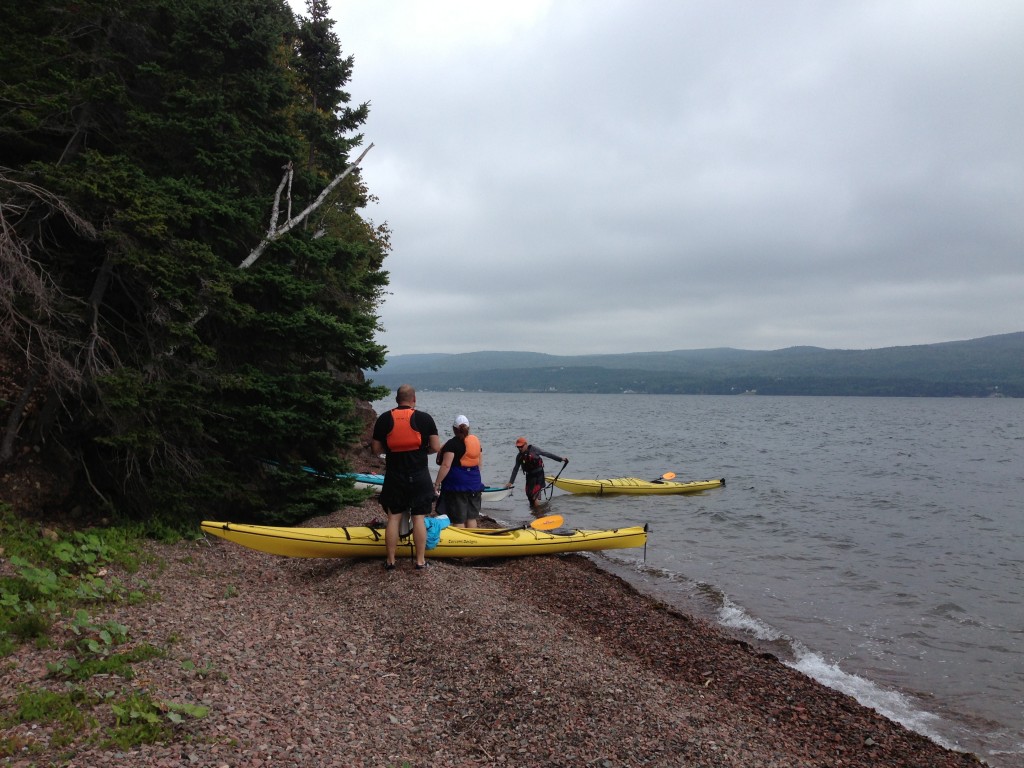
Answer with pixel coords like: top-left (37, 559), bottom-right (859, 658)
top-left (375, 392), bottom-right (1024, 766)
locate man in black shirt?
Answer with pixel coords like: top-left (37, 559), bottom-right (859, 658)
top-left (371, 384), bottom-right (440, 569)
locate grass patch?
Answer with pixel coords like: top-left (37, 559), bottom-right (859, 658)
top-left (0, 505), bottom-right (157, 657)
top-left (1, 685), bottom-right (209, 753)
top-left (4, 686), bottom-right (98, 730)
top-left (47, 642), bottom-right (166, 681)
top-left (103, 691), bottom-right (209, 748)
top-left (0, 504), bottom-right (209, 757)
top-left (180, 658), bottom-right (226, 680)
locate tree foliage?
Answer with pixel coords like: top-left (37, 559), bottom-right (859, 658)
top-left (1, 0), bottom-right (390, 524)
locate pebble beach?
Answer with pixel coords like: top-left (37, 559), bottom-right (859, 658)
top-left (0, 502), bottom-right (987, 767)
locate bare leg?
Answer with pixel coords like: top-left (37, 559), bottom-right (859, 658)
top-left (413, 515), bottom-right (427, 566)
top-left (385, 513), bottom-right (401, 564)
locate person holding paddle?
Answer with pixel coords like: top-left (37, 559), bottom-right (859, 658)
top-left (506, 437), bottom-right (568, 512)
top-left (371, 384), bottom-right (440, 570)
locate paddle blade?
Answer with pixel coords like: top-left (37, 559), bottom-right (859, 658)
top-left (530, 515), bottom-right (564, 531)
top-left (661, 472), bottom-right (676, 480)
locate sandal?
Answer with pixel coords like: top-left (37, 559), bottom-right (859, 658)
top-left (415, 562), bottom-right (429, 570)
top-left (384, 562), bottom-right (396, 571)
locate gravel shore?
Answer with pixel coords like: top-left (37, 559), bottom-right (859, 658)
top-left (1, 502), bottom-right (985, 767)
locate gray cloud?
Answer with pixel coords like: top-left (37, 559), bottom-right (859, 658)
top-left (319, 0), bottom-right (1024, 354)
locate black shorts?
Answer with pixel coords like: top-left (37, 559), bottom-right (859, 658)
top-left (380, 468), bottom-right (433, 516)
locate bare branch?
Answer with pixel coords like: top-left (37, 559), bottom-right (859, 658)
top-left (1, 169), bottom-right (104, 462)
top-left (0, 168), bottom-right (100, 387)
top-left (238, 143), bottom-right (374, 270)
top-left (266, 161), bottom-right (293, 239)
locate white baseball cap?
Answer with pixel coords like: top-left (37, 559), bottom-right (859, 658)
top-left (453, 415), bottom-right (469, 428)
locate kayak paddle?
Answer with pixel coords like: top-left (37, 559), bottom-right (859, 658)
top-left (529, 514), bottom-right (564, 530)
top-left (544, 458), bottom-right (570, 499)
top-left (650, 472), bottom-right (677, 483)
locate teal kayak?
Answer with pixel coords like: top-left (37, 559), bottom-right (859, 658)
top-left (339, 472), bottom-right (513, 502)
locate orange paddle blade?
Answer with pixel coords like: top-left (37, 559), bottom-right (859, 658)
top-left (530, 515), bottom-right (564, 530)
top-left (661, 472), bottom-right (677, 480)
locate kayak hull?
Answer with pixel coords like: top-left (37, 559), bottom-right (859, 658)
top-left (200, 521), bottom-right (648, 559)
top-left (342, 472), bottom-right (512, 502)
top-left (547, 476), bottom-right (725, 495)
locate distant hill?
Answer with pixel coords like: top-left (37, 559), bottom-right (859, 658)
top-left (367, 332), bottom-right (1024, 397)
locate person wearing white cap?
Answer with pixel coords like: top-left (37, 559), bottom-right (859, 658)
top-left (433, 415), bottom-right (485, 528)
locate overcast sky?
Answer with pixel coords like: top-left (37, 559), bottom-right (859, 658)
top-left (299, 1), bottom-right (1023, 355)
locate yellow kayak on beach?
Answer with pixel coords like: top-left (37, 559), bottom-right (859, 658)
top-left (546, 476), bottom-right (725, 495)
top-left (200, 520), bottom-right (648, 559)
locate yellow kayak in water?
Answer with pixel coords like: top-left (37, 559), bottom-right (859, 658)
top-left (546, 476), bottom-right (725, 495)
top-left (200, 520), bottom-right (648, 559)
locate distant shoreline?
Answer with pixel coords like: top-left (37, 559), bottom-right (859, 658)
top-left (368, 331), bottom-right (1024, 398)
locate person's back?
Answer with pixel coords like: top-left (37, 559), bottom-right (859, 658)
top-left (380, 403), bottom-right (429, 474)
top-left (435, 415), bottom-right (484, 528)
top-left (370, 385), bottom-right (440, 568)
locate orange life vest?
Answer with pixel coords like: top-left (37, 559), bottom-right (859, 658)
top-left (386, 408), bottom-right (422, 452)
top-left (459, 434), bottom-right (482, 467)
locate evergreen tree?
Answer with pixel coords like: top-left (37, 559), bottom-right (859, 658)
top-left (293, 0), bottom-right (368, 176)
top-left (1, 0), bottom-right (389, 525)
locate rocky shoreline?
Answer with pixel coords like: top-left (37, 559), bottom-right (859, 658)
top-left (1, 502), bottom-right (985, 767)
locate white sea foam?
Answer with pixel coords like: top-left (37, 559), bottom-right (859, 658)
top-left (788, 650), bottom-right (951, 749)
top-left (718, 597), bottom-right (785, 642)
top-left (716, 597), bottom-right (953, 750)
